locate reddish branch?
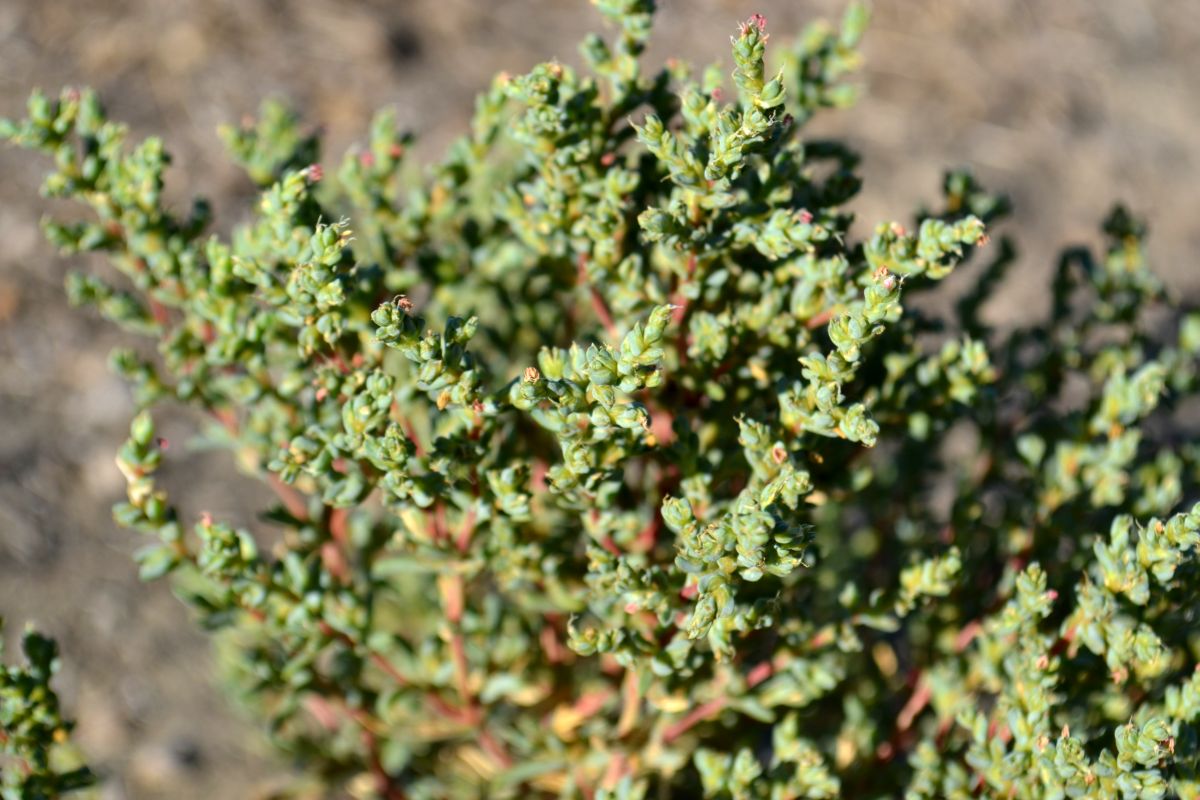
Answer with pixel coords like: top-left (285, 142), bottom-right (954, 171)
top-left (602, 752), bottom-right (631, 789)
top-left (540, 621), bottom-right (569, 664)
top-left (211, 401), bottom-right (307, 521)
top-left (317, 620), bottom-right (409, 693)
top-left (634, 514), bottom-right (661, 552)
top-left (347, 707), bottom-right (407, 800)
top-left (578, 253), bottom-right (618, 339)
top-left (431, 502), bottom-right (449, 544)
top-left (648, 404), bottom-right (676, 446)
top-left (954, 620), bottom-right (983, 652)
top-left (320, 541), bottom-right (351, 583)
top-left (328, 507), bottom-right (349, 543)
top-left (402, 416), bottom-right (425, 457)
top-left (369, 652), bottom-right (409, 687)
top-left (449, 632), bottom-right (471, 705)
top-left (307, 693), bottom-right (407, 797)
top-left (479, 728), bottom-right (514, 768)
top-left (148, 297), bottom-right (171, 327)
top-left (896, 677), bottom-right (932, 732)
top-left (319, 350), bottom-right (353, 375)
top-left (437, 573), bottom-right (515, 766)
top-left (530, 459), bottom-right (550, 493)
top-left (319, 506), bottom-right (352, 582)
top-left (662, 657), bottom-right (779, 742)
top-left (454, 506), bottom-right (477, 554)
top-left (670, 254), bottom-right (697, 324)
top-left (805, 307), bottom-right (836, 330)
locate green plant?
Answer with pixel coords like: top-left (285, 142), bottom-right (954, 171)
top-left (0, 621), bottom-right (94, 800)
top-left (4, 1), bottom-right (1200, 797)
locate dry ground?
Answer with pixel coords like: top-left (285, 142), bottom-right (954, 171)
top-left (1, 1), bottom-right (1197, 797)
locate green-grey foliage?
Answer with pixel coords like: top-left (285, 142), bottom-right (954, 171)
top-left (0, 621), bottom-right (94, 799)
top-left (4, 2), bottom-right (1200, 798)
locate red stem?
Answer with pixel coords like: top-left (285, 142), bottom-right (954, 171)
top-left (806, 307), bottom-right (835, 330)
top-left (349, 708), bottom-right (407, 800)
top-left (454, 506), bottom-right (477, 553)
top-left (268, 474), bottom-right (309, 520)
top-left (634, 514), bottom-right (661, 552)
top-left (479, 728), bottom-right (514, 768)
top-left (431, 503), bottom-right (449, 544)
top-left (402, 417), bottom-right (424, 457)
top-left (578, 253), bottom-right (618, 339)
top-left (661, 657), bottom-right (778, 742)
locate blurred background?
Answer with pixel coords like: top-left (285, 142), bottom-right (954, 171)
top-left (1, 0), bottom-right (1197, 797)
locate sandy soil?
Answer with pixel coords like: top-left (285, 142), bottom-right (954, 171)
top-left (1, 1), bottom-right (1197, 797)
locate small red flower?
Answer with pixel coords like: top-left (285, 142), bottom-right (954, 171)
top-left (739, 14), bottom-right (768, 41)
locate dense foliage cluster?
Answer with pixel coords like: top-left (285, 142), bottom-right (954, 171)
top-left (4, 2), bottom-right (1200, 797)
top-left (0, 621), bottom-right (94, 800)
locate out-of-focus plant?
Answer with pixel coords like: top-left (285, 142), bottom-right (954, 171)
top-left (4, 1), bottom-right (1200, 797)
top-left (0, 621), bottom-right (94, 799)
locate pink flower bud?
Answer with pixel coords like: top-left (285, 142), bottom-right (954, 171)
top-left (739, 14), bottom-right (769, 42)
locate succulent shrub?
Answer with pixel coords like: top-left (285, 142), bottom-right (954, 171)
top-left (4, 2), bottom-right (1200, 798)
top-left (0, 621), bottom-right (94, 800)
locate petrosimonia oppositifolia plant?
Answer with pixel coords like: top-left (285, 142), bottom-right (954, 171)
top-left (0, 620), bottom-right (94, 799)
top-left (4, 1), bottom-right (1200, 797)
